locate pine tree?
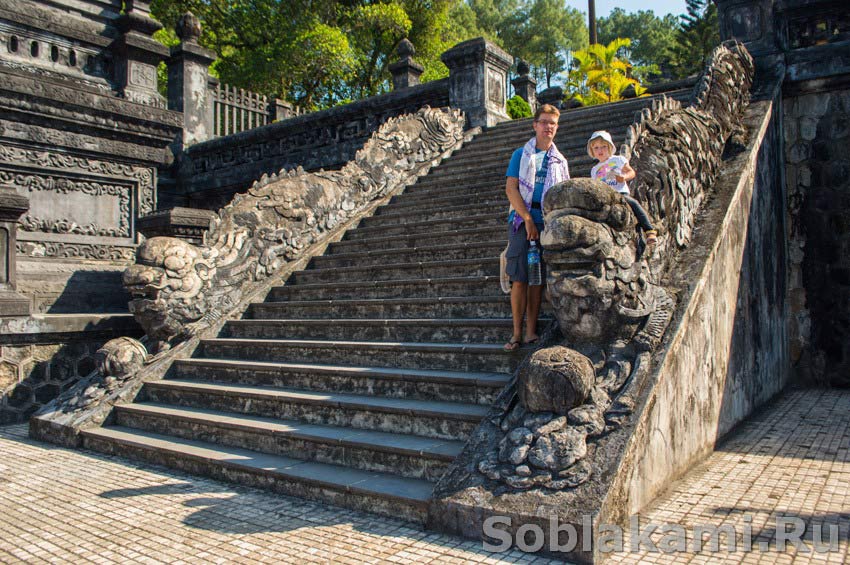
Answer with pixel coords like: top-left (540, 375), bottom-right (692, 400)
top-left (670, 0), bottom-right (719, 78)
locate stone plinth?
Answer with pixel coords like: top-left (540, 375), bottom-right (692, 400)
top-left (441, 38), bottom-right (512, 128)
top-left (136, 207), bottom-right (217, 245)
top-left (511, 60), bottom-right (537, 112)
top-left (389, 38), bottom-right (424, 90)
top-left (0, 186), bottom-right (30, 317)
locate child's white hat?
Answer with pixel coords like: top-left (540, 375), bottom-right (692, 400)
top-left (587, 130), bottom-right (615, 159)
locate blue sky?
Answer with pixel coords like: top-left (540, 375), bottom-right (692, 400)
top-left (564, 0), bottom-right (689, 18)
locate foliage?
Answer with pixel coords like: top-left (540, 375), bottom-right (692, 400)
top-left (506, 94), bottom-right (532, 119)
top-left (149, 0), bottom-right (481, 111)
top-left (465, 0), bottom-right (586, 88)
top-left (597, 8), bottom-right (678, 82)
top-left (568, 38), bottom-right (647, 106)
top-left (669, 0), bottom-right (719, 78)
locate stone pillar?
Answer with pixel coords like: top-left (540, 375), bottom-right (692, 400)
top-left (111, 0), bottom-right (169, 108)
top-left (389, 38), bottom-right (424, 90)
top-left (0, 186), bottom-right (30, 317)
top-left (714, 0), bottom-right (782, 77)
top-left (273, 99), bottom-right (299, 121)
top-left (441, 38), bottom-right (512, 128)
top-left (511, 59), bottom-right (537, 112)
top-left (167, 12), bottom-right (217, 146)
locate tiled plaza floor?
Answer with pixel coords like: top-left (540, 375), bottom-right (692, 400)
top-left (1, 387), bottom-right (848, 564)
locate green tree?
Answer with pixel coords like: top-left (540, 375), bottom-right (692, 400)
top-left (568, 38), bottom-right (647, 105)
top-left (670, 0), bottom-right (719, 78)
top-left (348, 2), bottom-right (412, 98)
top-left (597, 8), bottom-right (678, 82)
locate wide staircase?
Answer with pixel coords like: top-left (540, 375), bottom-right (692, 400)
top-left (81, 92), bottom-right (690, 524)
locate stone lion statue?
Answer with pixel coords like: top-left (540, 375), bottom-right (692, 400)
top-left (478, 40), bottom-right (755, 491)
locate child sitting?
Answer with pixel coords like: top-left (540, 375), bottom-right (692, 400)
top-left (587, 130), bottom-right (657, 245)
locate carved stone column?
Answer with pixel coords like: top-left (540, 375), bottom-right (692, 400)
top-left (511, 59), bottom-right (537, 112)
top-left (441, 38), bottom-right (512, 128)
top-left (167, 12), bottom-right (217, 146)
top-left (389, 38), bottom-right (424, 90)
top-left (111, 0), bottom-right (169, 108)
top-left (0, 186), bottom-right (30, 317)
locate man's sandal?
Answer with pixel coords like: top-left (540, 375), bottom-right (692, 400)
top-left (645, 230), bottom-right (658, 245)
top-left (504, 337), bottom-right (522, 351)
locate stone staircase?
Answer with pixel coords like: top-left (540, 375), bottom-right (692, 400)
top-left (80, 92), bottom-right (690, 525)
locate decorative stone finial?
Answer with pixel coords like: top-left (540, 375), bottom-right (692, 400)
top-left (516, 59), bottom-right (530, 76)
top-left (397, 38), bottom-right (416, 58)
top-left (177, 12), bottom-right (202, 43)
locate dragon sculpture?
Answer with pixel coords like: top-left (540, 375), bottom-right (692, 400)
top-left (50, 106), bottom-right (468, 415)
top-left (123, 106), bottom-right (467, 354)
top-left (475, 40), bottom-right (755, 492)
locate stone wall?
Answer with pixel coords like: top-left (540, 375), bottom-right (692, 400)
top-left (172, 80), bottom-right (451, 210)
top-left (610, 94), bottom-right (789, 527)
top-left (0, 314), bottom-right (141, 423)
top-left (784, 86), bottom-right (850, 386)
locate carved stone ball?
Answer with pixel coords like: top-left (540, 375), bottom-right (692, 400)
top-left (177, 12), bottom-right (202, 42)
top-left (518, 346), bottom-right (595, 414)
top-left (397, 38), bottom-right (415, 58)
top-left (516, 59), bottom-right (530, 76)
top-left (95, 337), bottom-right (148, 379)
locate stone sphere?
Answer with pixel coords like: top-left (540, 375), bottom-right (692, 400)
top-left (95, 337), bottom-right (148, 378)
top-left (518, 346), bottom-right (594, 414)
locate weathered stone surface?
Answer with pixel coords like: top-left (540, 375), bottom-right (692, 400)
top-left (124, 107), bottom-right (467, 351)
top-left (95, 337), bottom-right (148, 378)
top-left (518, 347), bottom-right (594, 414)
top-left (527, 428), bottom-right (587, 471)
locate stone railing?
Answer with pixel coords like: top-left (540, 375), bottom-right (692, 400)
top-left (429, 41), bottom-right (791, 560)
top-left (29, 105), bottom-right (474, 446)
top-left (208, 82), bottom-right (303, 138)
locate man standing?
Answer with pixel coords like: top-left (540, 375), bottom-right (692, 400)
top-left (503, 104), bottom-right (570, 350)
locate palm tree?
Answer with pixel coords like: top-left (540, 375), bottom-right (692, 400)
top-left (569, 38), bottom-right (647, 105)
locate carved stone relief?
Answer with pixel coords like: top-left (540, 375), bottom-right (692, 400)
top-left (0, 173), bottom-right (131, 238)
top-left (125, 107), bottom-right (467, 353)
top-left (0, 144), bottom-right (155, 216)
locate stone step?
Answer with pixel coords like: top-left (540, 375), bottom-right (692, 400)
top-left (328, 225), bottom-right (505, 255)
top-left (381, 191), bottom-right (505, 214)
top-left (111, 403), bottom-right (463, 482)
top-left (356, 200), bottom-right (505, 228)
top-left (198, 337), bottom-right (522, 373)
top-left (290, 256), bottom-right (499, 285)
top-left (422, 156), bottom-right (597, 183)
top-left (343, 212), bottom-right (504, 241)
top-left (226, 317), bottom-right (528, 344)
top-left (394, 179), bottom-right (504, 201)
top-left (171, 358), bottom-right (510, 405)
top-left (270, 275), bottom-right (505, 301)
top-left (249, 295), bottom-right (514, 320)
top-left (451, 126), bottom-right (633, 163)
top-left (312, 240), bottom-right (504, 269)
top-left (140, 379), bottom-right (491, 441)
top-left (81, 426), bottom-right (433, 524)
